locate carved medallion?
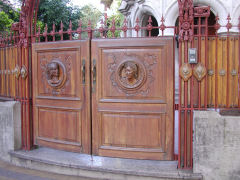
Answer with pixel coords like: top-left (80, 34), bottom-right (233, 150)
top-left (208, 69), bottom-right (214, 76)
top-left (180, 63), bottom-right (192, 81)
top-left (231, 69), bottom-right (237, 76)
top-left (108, 53), bottom-right (156, 96)
top-left (193, 62), bottom-right (207, 81)
top-left (116, 61), bottom-right (146, 90)
top-left (46, 60), bottom-right (67, 88)
top-left (219, 69), bottom-right (226, 76)
top-left (20, 65), bottom-right (28, 79)
top-left (13, 65), bottom-right (20, 79)
top-left (40, 56), bottom-right (71, 95)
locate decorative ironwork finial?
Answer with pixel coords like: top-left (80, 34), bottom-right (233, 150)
top-left (226, 14), bottom-right (232, 31)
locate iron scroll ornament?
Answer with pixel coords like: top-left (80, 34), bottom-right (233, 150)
top-left (46, 60), bottom-right (67, 88)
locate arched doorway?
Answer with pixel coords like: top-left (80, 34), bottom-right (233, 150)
top-left (141, 15), bottom-right (159, 37)
top-left (193, 10), bottom-right (216, 35)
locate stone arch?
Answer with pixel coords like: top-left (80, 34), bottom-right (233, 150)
top-left (232, 3), bottom-right (240, 30)
top-left (193, 0), bottom-right (228, 25)
top-left (233, 4), bottom-right (240, 18)
top-left (164, 1), bottom-right (179, 27)
top-left (132, 4), bottom-right (160, 36)
top-left (164, 1), bottom-right (179, 35)
top-left (163, 0), bottom-right (229, 34)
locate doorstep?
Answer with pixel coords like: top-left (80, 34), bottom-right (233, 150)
top-left (9, 147), bottom-right (202, 180)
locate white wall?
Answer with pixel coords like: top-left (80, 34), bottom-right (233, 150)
top-left (120, 0), bottom-right (240, 34)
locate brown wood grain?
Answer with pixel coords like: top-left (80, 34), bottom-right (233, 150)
top-left (207, 37), bottom-right (216, 107)
top-left (32, 40), bottom-right (91, 153)
top-left (217, 38), bottom-right (223, 107)
top-left (91, 38), bottom-right (174, 160)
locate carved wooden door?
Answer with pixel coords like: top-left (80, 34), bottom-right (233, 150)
top-left (32, 40), bottom-right (91, 153)
top-left (91, 38), bottom-right (174, 160)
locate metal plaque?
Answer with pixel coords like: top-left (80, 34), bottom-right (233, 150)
top-left (188, 48), bottom-right (197, 64)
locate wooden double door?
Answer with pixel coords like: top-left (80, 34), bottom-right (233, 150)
top-left (32, 38), bottom-right (174, 160)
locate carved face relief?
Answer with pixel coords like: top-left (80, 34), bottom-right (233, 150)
top-left (45, 60), bottom-right (67, 88)
top-left (117, 61), bottom-right (143, 89)
top-left (40, 55), bottom-right (72, 95)
top-left (117, 60), bottom-right (146, 90)
top-left (108, 53), bottom-right (156, 96)
top-left (47, 62), bottom-right (60, 84)
top-left (125, 63), bottom-right (137, 81)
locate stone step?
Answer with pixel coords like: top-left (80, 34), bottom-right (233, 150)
top-left (9, 147), bottom-right (202, 180)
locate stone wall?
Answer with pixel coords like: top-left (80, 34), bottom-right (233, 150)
top-left (0, 101), bottom-right (21, 162)
top-left (193, 111), bottom-right (240, 180)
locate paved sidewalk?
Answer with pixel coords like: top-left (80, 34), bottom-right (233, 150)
top-left (0, 160), bottom-right (95, 180)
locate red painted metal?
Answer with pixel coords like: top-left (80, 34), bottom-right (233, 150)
top-left (178, 41), bottom-right (182, 168)
top-left (215, 16), bottom-right (219, 109)
top-left (205, 16), bottom-right (208, 109)
top-left (147, 16), bottom-right (153, 37)
top-left (238, 16), bottom-right (240, 108)
top-left (134, 18), bottom-right (140, 37)
top-left (198, 17), bottom-right (201, 108)
top-left (60, 21), bottom-right (64, 41)
top-left (68, 21), bottom-right (73, 40)
top-left (122, 18), bottom-right (128, 38)
top-left (226, 15), bottom-right (231, 108)
top-left (160, 15), bottom-right (166, 36)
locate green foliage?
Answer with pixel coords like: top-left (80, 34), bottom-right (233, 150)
top-left (37, 0), bottom-right (102, 39)
top-left (79, 4), bottom-right (102, 38)
top-left (0, 0), bottom-right (20, 32)
top-left (106, 13), bottom-right (124, 38)
top-left (0, 11), bottom-right (14, 32)
top-left (106, 0), bottom-right (124, 38)
top-left (37, 0), bottom-right (81, 31)
top-left (80, 4), bottom-right (102, 29)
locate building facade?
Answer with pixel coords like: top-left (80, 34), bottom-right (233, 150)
top-left (119, 0), bottom-right (240, 35)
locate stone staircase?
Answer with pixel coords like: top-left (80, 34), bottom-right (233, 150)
top-left (9, 147), bottom-right (202, 180)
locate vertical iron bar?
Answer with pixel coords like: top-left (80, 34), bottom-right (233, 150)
top-left (60, 21), bottom-right (63, 41)
top-left (23, 47), bottom-right (27, 150)
top-left (34, 0), bottom-right (40, 42)
top-left (173, 30), bottom-right (176, 160)
top-left (238, 17), bottom-right (240, 108)
top-left (178, 42), bottom-right (182, 168)
top-left (190, 19), bottom-right (195, 169)
top-left (226, 16), bottom-right (230, 108)
top-left (184, 40), bottom-right (188, 168)
top-left (4, 46), bottom-right (6, 97)
top-left (27, 45), bottom-right (31, 150)
top-left (205, 17), bottom-right (208, 108)
top-left (215, 34), bottom-right (218, 108)
top-left (198, 17), bottom-right (201, 108)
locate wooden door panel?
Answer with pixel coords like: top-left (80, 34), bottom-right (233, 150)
top-left (32, 40), bottom-right (90, 153)
top-left (100, 113), bottom-right (165, 149)
top-left (38, 108), bottom-right (80, 142)
top-left (92, 38), bottom-right (174, 160)
top-left (37, 50), bottom-right (80, 98)
top-left (101, 48), bottom-right (166, 100)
